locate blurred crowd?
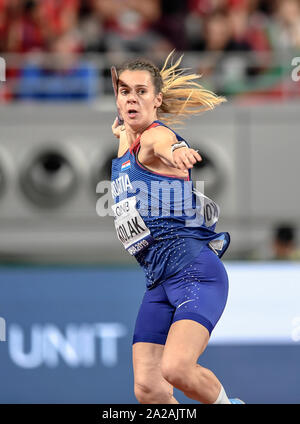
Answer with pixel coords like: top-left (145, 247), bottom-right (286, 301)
top-left (0, 0), bottom-right (300, 100)
top-left (247, 223), bottom-right (300, 261)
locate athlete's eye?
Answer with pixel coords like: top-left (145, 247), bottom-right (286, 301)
top-left (138, 89), bottom-right (146, 95)
top-left (120, 89), bottom-right (128, 95)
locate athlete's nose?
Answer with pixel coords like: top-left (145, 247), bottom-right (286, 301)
top-left (127, 91), bottom-right (138, 103)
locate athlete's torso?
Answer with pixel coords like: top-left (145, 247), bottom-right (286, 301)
top-left (111, 120), bottom-right (230, 289)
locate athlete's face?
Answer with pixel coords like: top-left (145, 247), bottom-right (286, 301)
top-left (117, 70), bottom-right (162, 131)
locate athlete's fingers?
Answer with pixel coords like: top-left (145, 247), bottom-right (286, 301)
top-left (191, 149), bottom-right (202, 162)
top-left (173, 157), bottom-right (184, 170)
top-left (112, 117), bottom-right (122, 138)
top-left (177, 150), bottom-right (196, 166)
top-left (176, 151), bottom-right (195, 169)
top-left (173, 148), bottom-right (200, 168)
top-left (181, 156), bottom-right (194, 169)
top-left (112, 117), bottom-right (119, 130)
top-left (181, 150), bottom-right (202, 168)
top-left (173, 149), bottom-right (188, 167)
top-left (184, 152), bottom-right (197, 165)
top-left (175, 157), bottom-right (191, 171)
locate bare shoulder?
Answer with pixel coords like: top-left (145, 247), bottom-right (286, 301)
top-left (140, 125), bottom-right (176, 147)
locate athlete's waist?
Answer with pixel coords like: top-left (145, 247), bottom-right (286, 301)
top-left (142, 221), bottom-right (219, 239)
top-left (138, 231), bottom-right (230, 287)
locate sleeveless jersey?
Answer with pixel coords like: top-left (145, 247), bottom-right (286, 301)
top-left (111, 120), bottom-right (230, 289)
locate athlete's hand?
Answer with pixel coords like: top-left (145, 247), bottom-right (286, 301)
top-left (112, 117), bottom-right (125, 139)
top-left (172, 147), bottom-right (202, 171)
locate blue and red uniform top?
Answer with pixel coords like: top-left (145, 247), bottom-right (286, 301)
top-left (111, 120), bottom-right (230, 289)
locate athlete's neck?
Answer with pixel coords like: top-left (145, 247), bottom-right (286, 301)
top-left (126, 120), bottom-right (157, 145)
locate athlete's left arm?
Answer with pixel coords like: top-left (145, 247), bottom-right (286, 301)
top-left (141, 126), bottom-right (202, 171)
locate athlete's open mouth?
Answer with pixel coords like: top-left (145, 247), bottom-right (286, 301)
top-left (128, 109), bottom-right (138, 115)
top-left (127, 109), bottom-right (138, 119)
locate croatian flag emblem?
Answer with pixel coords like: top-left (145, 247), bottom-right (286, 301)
top-left (121, 160), bottom-right (131, 171)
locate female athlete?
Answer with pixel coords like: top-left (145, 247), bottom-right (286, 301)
top-left (110, 52), bottom-right (244, 404)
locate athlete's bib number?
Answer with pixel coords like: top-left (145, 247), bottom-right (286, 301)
top-left (193, 189), bottom-right (220, 228)
top-left (111, 196), bottom-right (154, 255)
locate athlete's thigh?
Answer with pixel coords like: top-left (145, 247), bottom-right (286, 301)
top-left (162, 319), bottom-right (210, 368)
top-left (165, 246), bottom-right (229, 336)
top-left (132, 342), bottom-right (171, 389)
top-left (132, 284), bottom-right (175, 392)
top-left (133, 283), bottom-right (174, 345)
top-left (161, 245), bottom-right (229, 365)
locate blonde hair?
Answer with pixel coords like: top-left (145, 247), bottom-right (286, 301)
top-left (159, 51), bottom-right (226, 125)
top-left (117, 51), bottom-right (226, 126)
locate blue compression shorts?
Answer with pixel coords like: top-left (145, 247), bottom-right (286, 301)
top-left (133, 244), bottom-right (229, 345)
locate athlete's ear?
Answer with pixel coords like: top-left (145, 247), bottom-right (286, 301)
top-left (154, 92), bottom-right (163, 109)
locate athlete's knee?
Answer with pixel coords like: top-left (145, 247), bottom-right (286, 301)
top-left (161, 359), bottom-right (194, 392)
top-left (162, 359), bottom-right (215, 396)
top-left (134, 380), bottom-right (173, 404)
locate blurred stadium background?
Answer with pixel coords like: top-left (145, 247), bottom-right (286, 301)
top-left (0, 0), bottom-right (300, 404)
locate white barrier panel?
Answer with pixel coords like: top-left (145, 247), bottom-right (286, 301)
top-left (211, 262), bottom-right (300, 344)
